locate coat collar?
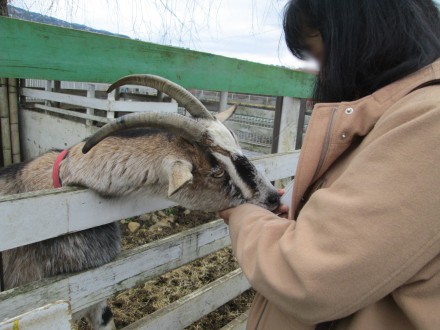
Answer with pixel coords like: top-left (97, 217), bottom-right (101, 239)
top-left (290, 58), bottom-right (440, 219)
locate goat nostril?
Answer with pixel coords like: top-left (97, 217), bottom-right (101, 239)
top-left (267, 193), bottom-right (280, 205)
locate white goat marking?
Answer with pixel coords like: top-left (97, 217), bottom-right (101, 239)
top-left (206, 120), bottom-right (243, 155)
top-left (213, 152), bottom-right (253, 200)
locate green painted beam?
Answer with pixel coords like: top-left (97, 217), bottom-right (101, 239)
top-left (0, 17), bottom-right (315, 98)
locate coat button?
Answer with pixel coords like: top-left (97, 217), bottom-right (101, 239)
top-left (345, 107), bottom-right (354, 115)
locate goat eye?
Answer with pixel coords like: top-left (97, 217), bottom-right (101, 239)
top-left (211, 169), bottom-right (225, 178)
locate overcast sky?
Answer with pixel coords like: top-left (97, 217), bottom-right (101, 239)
top-left (10, 0), bottom-right (317, 70)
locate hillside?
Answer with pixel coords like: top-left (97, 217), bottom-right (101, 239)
top-left (7, 4), bottom-right (129, 38)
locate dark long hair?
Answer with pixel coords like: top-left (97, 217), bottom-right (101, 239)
top-left (283, 0), bottom-right (440, 103)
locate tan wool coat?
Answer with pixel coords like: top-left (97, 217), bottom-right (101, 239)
top-left (227, 59), bottom-right (440, 330)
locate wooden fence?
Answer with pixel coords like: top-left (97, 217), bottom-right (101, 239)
top-left (0, 15), bottom-right (312, 329)
top-left (0, 152), bottom-right (299, 328)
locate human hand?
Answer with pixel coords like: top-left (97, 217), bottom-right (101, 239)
top-left (274, 189), bottom-right (289, 218)
top-left (218, 189), bottom-right (289, 225)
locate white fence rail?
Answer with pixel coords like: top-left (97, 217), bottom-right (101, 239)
top-left (21, 87), bottom-right (177, 114)
top-left (0, 219), bottom-right (232, 320)
top-left (0, 152), bottom-right (298, 328)
top-left (0, 152), bottom-right (297, 252)
top-left (20, 82), bottom-right (306, 155)
top-left (125, 269), bottom-right (250, 330)
top-left (0, 301), bottom-right (72, 330)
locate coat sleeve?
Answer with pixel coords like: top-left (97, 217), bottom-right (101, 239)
top-left (228, 103), bottom-right (440, 325)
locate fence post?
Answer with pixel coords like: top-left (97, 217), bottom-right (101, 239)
top-left (19, 79), bottom-right (26, 108)
top-left (53, 80), bottom-right (61, 108)
top-left (276, 97), bottom-right (302, 153)
top-left (156, 91), bottom-right (164, 102)
top-left (107, 89), bottom-right (116, 120)
top-left (0, 78), bottom-right (12, 167)
top-left (218, 91), bottom-right (228, 112)
top-left (8, 78), bottom-right (21, 163)
top-left (271, 96), bottom-right (303, 187)
top-left (86, 84), bottom-right (95, 126)
top-left (45, 80), bottom-right (52, 107)
top-left (295, 99), bottom-right (307, 150)
top-left (271, 96), bottom-right (283, 154)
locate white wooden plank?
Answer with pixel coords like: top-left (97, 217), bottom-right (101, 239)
top-left (20, 110), bottom-right (99, 159)
top-left (252, 151), bottom-right (298, 181)
top-left (86, 83), bottom-right (96, 126)
top-left (0, 188), bottom-right (175, 251)
top-left (0, 301), bottom-right (71, 330)
top-left (59, 81), bottom-right (110, 92)
top-left (21, 88), bottom-right (177, 113)
top-left (34, 104), bottom-right (110, 124)
top-left (278, 97), bottom-right (302, 153)
top-left (0, 220), bottom-right (231, 320)
top-left (107, 89), bottom-right (116, 119)
top-left (220, 312), bottom-right (249, 330)
top-left (123, 269), bottom-right (250, 330)
top-left (44, 80), bottom-right (52, 107)
top-left (0, 152), bottom-right (298, 251)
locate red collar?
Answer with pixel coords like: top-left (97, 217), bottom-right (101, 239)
top-left (53, 149), bottom-right (69, 188)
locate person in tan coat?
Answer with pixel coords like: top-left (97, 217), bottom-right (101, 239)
top-left (219, 0), bottom-right (440, 329)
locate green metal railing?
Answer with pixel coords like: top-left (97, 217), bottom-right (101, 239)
top-left (0, 17), bottom-right (315, 98)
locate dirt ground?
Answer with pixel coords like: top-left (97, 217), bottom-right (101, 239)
top-left (77, 206), bottom-right (254, 329)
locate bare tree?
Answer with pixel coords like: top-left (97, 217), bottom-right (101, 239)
top-left (8, 0), bottom-right (221, 47)
top-left (0, 0), bottom-right (8, 16)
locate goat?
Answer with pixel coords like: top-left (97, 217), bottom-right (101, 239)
top-left (0, 74), bottom-right (280, 329)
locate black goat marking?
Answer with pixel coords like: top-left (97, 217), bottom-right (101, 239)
top-left (101, 306), bottom-right (113, 326)
top-left (205, 151), bottom-right (220, 169)
top-left (0, 161), bottom-right (28, 178)
top-left (231, 154), bottom-right (257, 191)
top-left (0, 161), bottom-right (30, 194)
top-left (222, 172), bottom-right (244, 200)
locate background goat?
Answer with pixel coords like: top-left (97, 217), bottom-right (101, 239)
top-left (0, 74), bottom-right (280, 329)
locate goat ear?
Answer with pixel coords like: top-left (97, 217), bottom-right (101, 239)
top-left (167, 160), bottom-right (193, 197)
top-left (215, 104), bottom-right (238, 122)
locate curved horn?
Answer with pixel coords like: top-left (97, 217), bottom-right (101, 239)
top-left (107, 74), bottom-right (214, 120)
top-left (82, 113), bottom-right (207, 154)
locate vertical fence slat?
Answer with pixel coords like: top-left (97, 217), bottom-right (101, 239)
top-left (277, 97), bottom-right (302, 153)
top-left (0, 78), bottom-right (11, 166)
top-left (271, 96), bottom-right (284, 154)
top-left (107, 89), bottom-right (116, 119)
top-left (219, 91), bottom-right (229, 112)
top-left (45, 80), bottom-right (52, 107)
top-left (8, 78), bottom-right (21, 163)
top-left (86, 84), bottom-right (96, 126)
top-left (295, 99), bottom-right (307, 150)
